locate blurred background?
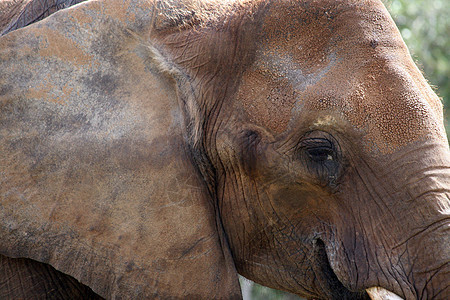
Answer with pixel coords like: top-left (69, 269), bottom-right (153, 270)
top-left (240, 0), bottom-right (450, 298)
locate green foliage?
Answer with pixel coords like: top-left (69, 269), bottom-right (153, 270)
top-left (384, 0), bottom-right (450, 133)
top-left (250, 283), bottom-right (303, 300)
top-left (239, 276), bottom-right (304, 300)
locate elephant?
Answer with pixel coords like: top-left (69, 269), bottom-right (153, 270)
top-left (0, 0), bottom-right (449, 299)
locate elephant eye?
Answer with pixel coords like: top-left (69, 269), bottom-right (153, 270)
top-left (297, 132), bottom-right (341, 187)
top-left (306, 145), bottom-right (335, 162)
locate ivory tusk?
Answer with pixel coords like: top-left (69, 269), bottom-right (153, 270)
top-left (366, 287), bottom-right (404, 300)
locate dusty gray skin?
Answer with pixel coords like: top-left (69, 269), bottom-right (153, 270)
top-left (0, 0), bottom-right (449, 299)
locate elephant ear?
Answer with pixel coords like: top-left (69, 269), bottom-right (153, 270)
top-left (0, 0), bottom-right (241, 298)
top-left (1, 0), bottom-right (86, 35)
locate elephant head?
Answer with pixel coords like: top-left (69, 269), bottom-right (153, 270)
top-left (0, 0), bottom-right (448, 299)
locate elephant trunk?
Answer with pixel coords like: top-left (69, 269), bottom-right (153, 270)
top-left (364, 219), bottom-right (449, 300)
top-left (403, 210), bottom-right (449, 299)
top-left (376, 158), bottom-right (449, 299)
top-left (329, 142), bottom-right (450, 299)
top-left (399, 155), bottom-right (450, 299)
top-left (396, 215), bottom-right (449, 299)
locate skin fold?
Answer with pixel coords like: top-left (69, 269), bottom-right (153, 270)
top-left (0, 0), bottom-right (86, 35)
top-left (0, 0), bottom-right (448, 299)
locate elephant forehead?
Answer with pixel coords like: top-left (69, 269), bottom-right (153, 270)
top-left (300, 61), bottom-right (446, 153)
top-left (236, 51), bottom-right (337, 134)
top-left (235, 0), bottom-right (446, 153)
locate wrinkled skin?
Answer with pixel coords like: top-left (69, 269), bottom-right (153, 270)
top-left (0, 0), bottom-right (85, 35)
top-left (0, 0), bottom-right (449, 299)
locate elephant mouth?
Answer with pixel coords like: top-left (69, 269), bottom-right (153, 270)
top-left (315, 239), bottom-right (404, 300)
top-left (315, 239), bottom-right (370, 299)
